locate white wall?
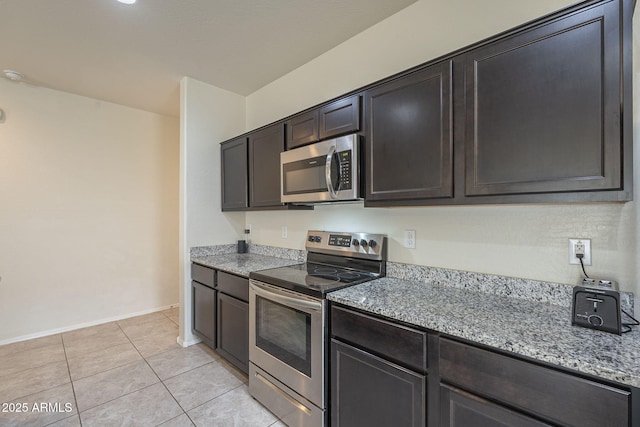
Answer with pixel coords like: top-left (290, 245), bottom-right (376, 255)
top-left (247, 0), bottom-right (580, 129)
top-left (179, 77), bottom-right (246, 345)
top-left (244, 0), bottom-right (640, 302)
top-left (0, 79), bottom-right (180, 343)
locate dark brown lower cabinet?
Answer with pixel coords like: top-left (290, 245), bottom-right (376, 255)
top-left (439, 338), bottom-right (631, 427)
top-left (192, 281), bottom-right (216, 348)
top-left (331, 305), bottom-right (428, 427)
top-left (216, 292), bottom-right (249, 374)
top-left (329, 303), bottom-right (637, 427)
top-left (331, 339), bottom-right (426, 427)
top-left (440, 385), bottom-right (550, 427)
top-left (191, 264), bottom-right (249, 374)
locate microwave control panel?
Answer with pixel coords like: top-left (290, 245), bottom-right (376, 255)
top-left (338, 150), bottom-right (352, 190)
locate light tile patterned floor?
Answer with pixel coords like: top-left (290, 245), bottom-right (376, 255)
top-left (0, 308), bottom-right (285, 426)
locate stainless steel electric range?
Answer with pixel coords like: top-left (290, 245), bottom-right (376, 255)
top-left (248, 230), bottom-right (387, 427)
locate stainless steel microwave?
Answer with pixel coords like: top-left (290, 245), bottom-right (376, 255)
top-left (280, 134), bottom-right (361, 204)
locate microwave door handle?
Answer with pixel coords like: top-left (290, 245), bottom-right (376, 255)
top-left (325, 145), bottom-right (338, 199)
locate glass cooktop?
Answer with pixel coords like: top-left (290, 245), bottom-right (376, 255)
top-left (249, 262), bottom-right (379, 298)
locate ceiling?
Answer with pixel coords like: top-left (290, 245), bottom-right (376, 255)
top-left (0, 0), bottom-right (416, 117)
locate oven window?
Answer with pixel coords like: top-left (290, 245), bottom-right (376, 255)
top-left (255, 296), bottom-right (312, 377)
top-left (282, 156), bottom-right (327, 195)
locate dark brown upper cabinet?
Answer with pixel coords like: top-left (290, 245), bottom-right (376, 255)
top-left (319, 94), bottom-right (361, 140)
top-left (464, 0), bottom-right (624, 198)
top-left (364, 61), bottom-right (453, 203)
top-left (222, 0), bottom-right (632, 209)
top-left (249, 123), bottom-right (285, 208)
top-left (286, 95), bottom-right (361, 150)
top-left (220, 137), bottom-right (248, 211)
top-left (286, 110), bottom-right (318, 150)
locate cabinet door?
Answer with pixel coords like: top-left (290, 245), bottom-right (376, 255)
top-left (286, 110), bottom-right (318, 150)
top-left (319, 94), bottom-right (360, 140)
top-left (249, 123), bottom-right (285, 207)
top-left (440, 385), bottom-right (550, 427)
top-left (331, 339), bottom-right (426, 427)
top-left (217, 293), bottom-right (249, 374)
top-left (464, 1), bottom-right (622, 196)
top-left (192, 281), bottom-right (216, 348)
top-left (221, 137), bottom-right (248, 210)
top-left (365, 61), bottom-right (453, 202)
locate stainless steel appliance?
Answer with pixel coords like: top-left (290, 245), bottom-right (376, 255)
top-left (248, 230), bottom-right (386, 427)
top-left (280, 134), bottom-right (361, 204)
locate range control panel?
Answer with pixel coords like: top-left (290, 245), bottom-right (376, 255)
top-left (305, 230), bottom-right (386, 261)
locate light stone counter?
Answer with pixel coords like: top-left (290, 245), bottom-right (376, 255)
top-left (191, 245), bottom-right (639, 387)
top-left (190, 244), bottom-right (305, 278)
top-left (328, 276), bottom-right (640, 388)
top-left (191, 253), bottom-right (302, 278)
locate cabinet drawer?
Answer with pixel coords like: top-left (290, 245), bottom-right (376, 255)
top-left (191, 263), bottom-right (215, 287)
top-left (439, 338), bottom-right (630, 427)
top-left (331, 305), bottom-right (427, 372)
top-left (217, 271), bottom-right (249, 302)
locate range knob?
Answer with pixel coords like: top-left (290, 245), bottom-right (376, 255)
top-left (308, 235), bottom-right (315, 242)
top-left (352, 239), bottom-right (359, 246)
top-left (314, 236), bottom-right (322, 243)
top-left (360, 239), bottom-right (368, 247)
top-left (368, 240), bottom-right (377, 248)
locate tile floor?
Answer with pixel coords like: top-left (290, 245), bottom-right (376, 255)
top-left (0, 308), bottom-right (285, 427)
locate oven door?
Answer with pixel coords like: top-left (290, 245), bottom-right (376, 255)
top-left (249, 280), bottom-right (325, 408)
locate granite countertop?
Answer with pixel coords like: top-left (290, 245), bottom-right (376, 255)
top-left (191, 253), bottom-right (302, 278)
top-left (328, 277), bottom-right (640, 388)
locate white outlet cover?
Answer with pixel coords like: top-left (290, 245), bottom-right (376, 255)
top-left (281, 226), bottom-right (288, 239)
top-left (569, 238), bottom-right (591, 266)
top-left (404, 230), bottom-right (416, 249)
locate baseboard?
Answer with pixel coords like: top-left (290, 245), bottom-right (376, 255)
top-left (177, 335), bottom-right (201, 348)
top-left (0, 303), bottom-right (180, 347)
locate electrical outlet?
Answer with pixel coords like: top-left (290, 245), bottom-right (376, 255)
top-left (281, 226), bottom-right (288, 239)
top-left (404, 230), bottom-right (416, 249)
top-left (569, 238), bottom-right (591, 265)
top-left (245, 224), bottom-right (252, 234)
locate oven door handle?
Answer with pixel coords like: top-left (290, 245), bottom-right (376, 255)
top-left (250, 282), bottom-right (322, 312)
